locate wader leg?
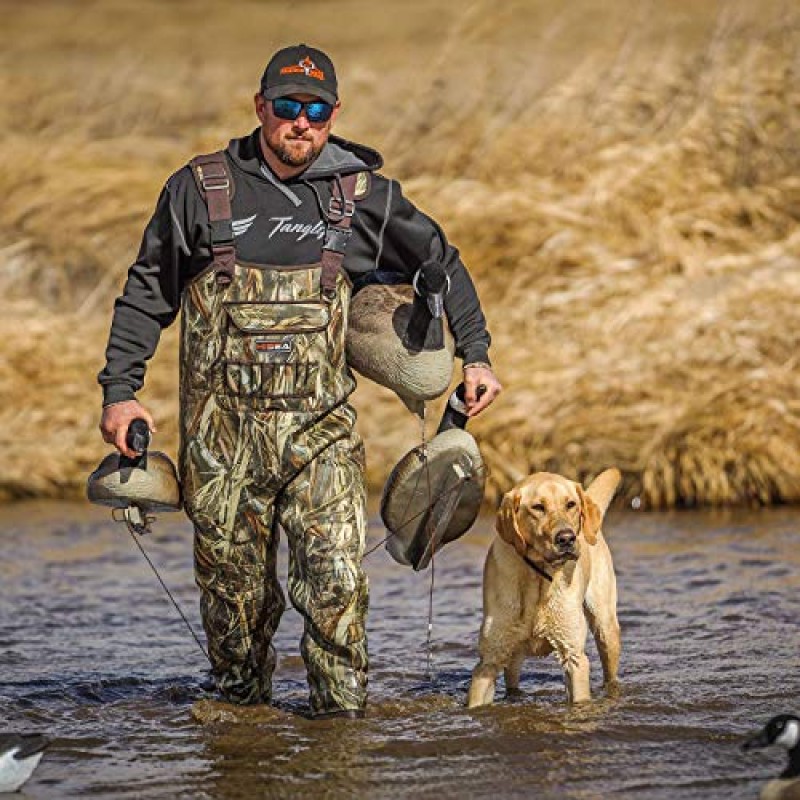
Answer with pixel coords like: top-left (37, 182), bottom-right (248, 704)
top-left (191, 487), bottom-right (286, 705)
top-left (279, 432), bottom-right (369, 716)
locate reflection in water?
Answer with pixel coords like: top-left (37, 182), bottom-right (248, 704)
top-left (0, 501), bottom-right (798, 798)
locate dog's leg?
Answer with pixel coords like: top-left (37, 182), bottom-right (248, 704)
top-left (589, 609), bottom-right (621, 696)
top-left (504, 649), bottom-right (525, 698)
top-left (563, 651), bottom-right (591, 703)
top-left (583, 537), bottom-right (622, 696)
top-left (584, 549), bottom-right (621, 696)
top-left (467, 660), bottom-right (500, 708)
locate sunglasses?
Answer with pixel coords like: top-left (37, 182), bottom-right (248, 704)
top-left (271, 97), bottom-right (334, 123)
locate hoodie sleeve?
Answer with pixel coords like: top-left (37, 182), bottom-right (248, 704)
top-left (358, 177), bottom-right (492, 366)
top-left (97, 171), bottom-right (205, 406)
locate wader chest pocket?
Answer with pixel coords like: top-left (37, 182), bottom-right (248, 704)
top-left (222, 302), bottom-right (330, 401)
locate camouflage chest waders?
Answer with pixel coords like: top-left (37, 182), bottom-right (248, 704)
top-left (179, 155), bottom-right (368, 714)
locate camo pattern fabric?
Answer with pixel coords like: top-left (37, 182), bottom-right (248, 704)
top-left (179, 262), bottom-right (367, 713)
top-left (179, 264), bottom-right (354, 415)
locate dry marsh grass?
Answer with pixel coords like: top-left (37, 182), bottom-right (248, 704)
top-left (1, 0), bottom-right (799, 508)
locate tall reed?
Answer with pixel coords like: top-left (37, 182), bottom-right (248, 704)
top-left (1, 0), bottom-right (798, 507)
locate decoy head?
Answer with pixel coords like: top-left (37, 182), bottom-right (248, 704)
top-left (743, 714), bottom-right (800, 752)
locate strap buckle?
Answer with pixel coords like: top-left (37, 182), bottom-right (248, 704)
top-left (197, 166), bottom-right (230, 193)
top-left (328, 196), bottom-right (355, 218)
top-left (202, 176), bottom-right (230, 192)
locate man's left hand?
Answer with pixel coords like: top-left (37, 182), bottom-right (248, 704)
top-left (463, 364), bottom-right (502, 417)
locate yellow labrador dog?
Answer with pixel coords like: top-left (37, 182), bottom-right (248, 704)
top-left (467, 468), bottom-right (621, 707)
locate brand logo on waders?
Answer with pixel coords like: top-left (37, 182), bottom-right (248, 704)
top-left (255, 337), bottom-right (294, 360)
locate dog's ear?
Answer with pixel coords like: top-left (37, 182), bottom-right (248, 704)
top-left (496, 488), bottom-right (527, 556)
top-left (577, 485), bottom-right (602, 546)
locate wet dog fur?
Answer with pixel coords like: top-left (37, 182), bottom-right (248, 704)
top-left (467, 468), bottom-right (622, 707)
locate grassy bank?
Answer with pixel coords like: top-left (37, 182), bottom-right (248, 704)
top-left (1, 0), bottom-right (799, 508)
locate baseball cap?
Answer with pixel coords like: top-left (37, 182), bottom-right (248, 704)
top-left (260, 44), bottom-right (338, 105)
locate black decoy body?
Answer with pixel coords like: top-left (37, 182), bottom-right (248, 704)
top-left (743, 714), bottom-right (800, 800)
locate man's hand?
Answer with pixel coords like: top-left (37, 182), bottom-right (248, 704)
top-left (99, 400), bottom-right (157, 458)
top-left (463, 364), bottom-right (502, 417)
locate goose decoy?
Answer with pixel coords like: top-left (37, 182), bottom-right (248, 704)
top-left (346, 281), bottom-right (455, 417)
top-left (381, 384), bottom-right (486, 571)
top-left (346, 281), bottom-right (486, 569)
top-left (743, 714), bottom-right (800, 800)
top-left (87, 418), bottom-right (182, 534)
top-left (0, 734), bottom-right (49, 793)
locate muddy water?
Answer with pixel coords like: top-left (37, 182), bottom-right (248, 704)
top-left (1, 501), bottom-right (798, 799)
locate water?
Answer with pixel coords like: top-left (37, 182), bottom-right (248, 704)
top-left (1, 501), bottom-right (798, 798)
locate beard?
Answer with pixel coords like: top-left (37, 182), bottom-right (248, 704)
top-left (267, 133), bottom-right (325, 168)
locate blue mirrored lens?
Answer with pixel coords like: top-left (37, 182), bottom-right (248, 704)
top-left (272, 98), bottom-right (302, 120)
top-left (305, 102), bottom-right (333, 122)
top-left (272, 98), bottom-right (333, 123)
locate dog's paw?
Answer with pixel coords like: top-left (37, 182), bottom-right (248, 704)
top-left (604, 679), bottom-right (621, 699)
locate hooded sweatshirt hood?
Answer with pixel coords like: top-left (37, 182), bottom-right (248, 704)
top-left (226, 129), bottom-right (383, 183)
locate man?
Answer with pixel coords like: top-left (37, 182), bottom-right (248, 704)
top-left (98, 44), bottom-right (501, 718)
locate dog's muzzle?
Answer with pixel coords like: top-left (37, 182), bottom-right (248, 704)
top-left (553, 527), bottom-right (578, 559)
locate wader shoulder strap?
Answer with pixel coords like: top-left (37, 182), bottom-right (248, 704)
top-left (320, 173), bottom-right (359, 300)
top-left (190, 151), bottom-right (235, 286)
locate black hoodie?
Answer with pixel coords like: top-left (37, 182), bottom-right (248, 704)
top-left (98, 129), bottom-right (492, 406)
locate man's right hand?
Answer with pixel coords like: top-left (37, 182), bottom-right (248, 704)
top-left (99, 400), bottom-right (157, 458)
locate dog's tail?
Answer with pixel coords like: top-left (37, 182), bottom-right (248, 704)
top-left (585, 468), bottom-right (621, 517)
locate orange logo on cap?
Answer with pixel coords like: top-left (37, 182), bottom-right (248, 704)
top-left (280, 56), bottom-right (325, 80)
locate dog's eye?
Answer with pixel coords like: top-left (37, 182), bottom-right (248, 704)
top-left (566, 500), bottom-right (577, 510)
top-left (531, 503), bottom-right (546, 513)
